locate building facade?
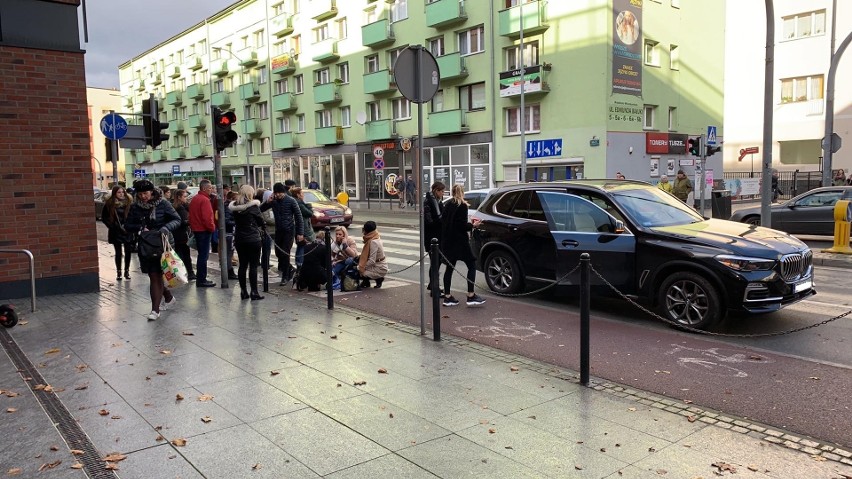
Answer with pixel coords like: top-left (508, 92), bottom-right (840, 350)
top-left (87, 87), bottom-right (127, 189)
top-left (119, 0), bottom-right (724, 204)
top-left (724, 1), bottom-right (852, 178)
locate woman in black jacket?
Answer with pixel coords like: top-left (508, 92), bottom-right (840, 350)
top-left (423, 181), bottom-right (445, 295)
top-left (228, 185), bottom-right (266, 300)
top-left (102, 185), bottom-right (135, 281)
top-left (440, 184), bottom-right (485, 308)
top-left (171, 189), bottom-right (196, 281)
top-left (125, 179), bottom-right (182, 321)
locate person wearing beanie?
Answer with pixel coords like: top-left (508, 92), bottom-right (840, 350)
top-left (176, 181), bottom-right (188, 190)
top-left (672, 169), bottom-right (693, 203)
top-left (357, 221), bottom-right (388, 289)
top-left (260, 180), bottom-right (304, 284)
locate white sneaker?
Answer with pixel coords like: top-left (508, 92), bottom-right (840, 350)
top-left (147, 311), bottom-right (160, 321)
top-left (161, 296), bottom-right (176, 310)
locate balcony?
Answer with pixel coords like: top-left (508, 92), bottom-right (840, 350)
top-left (211, 91), bottom-right (231, 108)
top-left (185, 55), bottom-right (203, 70)
top-left (310, 0), bottom-right (337, 21)
top-left (239, 82), bottom-right (261, 102)
top-left (274, 132), bottom-right (299, 150)
top-left (150, 73), bottom-right (162, 86)
top-left (165, 90), bottom-right (183, 106)
top-left (124, 96), bottom-right (134, 108)
top-left (243, 118), bottom-right (263, 136)
top-left (211, 60), bottom-right (229, 76)
top-left (272, 93), bottom-right (297, 112)
top-left (498, 65), bottom-right (550, 98)
top-left (428, 109), bottom-right (468, 135)
top-left (315, 126), bottom-right (343, 145)
top-left (363, 70), bottom-right (395, 95)
top-left (168, 147), bottom-right (185, 161)
top-left (134, 79), bottom-right (145, 91)
top-left (499, 1), bottom-right (549, 37)
top-left (361, 19), bottom-right (394, 48)
top-left (190, 144), bottom-right (210, 158)
top-left (313, 82), bottom-right (341, 104)
top-left (238, 48), bottom-right (258, 67)
top-left (271, 12), bottom-right (294, 37)
top-left (425, 0), bottom-right (467, 29)
top-left (436, 52), bottom-right (468, 81)
top-left (167, 64), bottom-right (181, 79)
top-left (168, 119), bottom-right (185, 134)
top-left (312, 38), bottom-right (339, 63)
top-left (188, 114), bottom-right (206, 129)
top-left (187, 83), bottom-right (205, 100)
top-left (365, 119), bottom-right (396, 141)
top-left (271, 53), bottom-right (297, 75)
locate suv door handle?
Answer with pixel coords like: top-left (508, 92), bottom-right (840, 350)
top-left (562, 239), bottom-right (579, 247)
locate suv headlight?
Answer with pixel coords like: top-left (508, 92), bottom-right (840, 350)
top-left (715, 255), bottom-right (776, 272)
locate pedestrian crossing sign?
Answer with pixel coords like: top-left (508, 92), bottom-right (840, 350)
top-left (706, 126), bottom-right (717, 145)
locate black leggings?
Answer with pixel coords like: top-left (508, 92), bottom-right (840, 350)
top-left (113, 243), bottom-right (133, 272)
top-left (173, 242), bottom-right (195, 276)
top-left (235, 241), bottom-right (261, 292)
top-left (443, 257), bottom-right (476, 295)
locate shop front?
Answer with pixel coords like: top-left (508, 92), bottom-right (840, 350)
top-left (271, 152), bottom-right (358, 199)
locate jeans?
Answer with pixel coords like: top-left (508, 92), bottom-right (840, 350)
top-left (235, 240), bottom-right (261, 293)
top-left (295, 242), bottom-right (305, 267)
top-left (332, 257), bottom-right (355, 280)
top-left (274, 228), bottom-right (295, 279)
top-left (193, 231), bottom-right (212, 283)
top-left (444, 257), bottom-right (476, 295)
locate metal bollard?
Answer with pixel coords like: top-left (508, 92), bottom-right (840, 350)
top-left (430, 238), bottom-right (441, 341)
top-left (262, 235), bottom-right (269, 293)
top-left (579, 253), bottom-right (591, 386)
top-left (325, 226), bottom-right (333, 309)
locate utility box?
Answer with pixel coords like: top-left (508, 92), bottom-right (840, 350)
top-left (712, 190), bottom-right (732, 220)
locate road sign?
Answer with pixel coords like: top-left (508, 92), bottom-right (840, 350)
top-left (822, 133), bottom-right (842, 154)
top-left (526, 139), bottom-right (563, 159)
top-left (393, 46), bottom-right (440, 104)
top-left (706, 126), bottom-right (717, 145)
top-left (373, 158), bottom-right (385, 170)
top-left (133, 169), bottom-right (146, 178)
top-left (737, 146), bottom-right (759, 161)
top-left (100, 113), bottom-right (128, 141)
top-left (172, 165), bottom-right (180, 174)
top-left (372, 145), bottom-right (385, 159)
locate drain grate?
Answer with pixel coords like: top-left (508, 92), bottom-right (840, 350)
top-left (0, 328), bottom-right (119, 478)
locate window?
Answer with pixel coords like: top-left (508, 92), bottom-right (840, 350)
top-left (365, 54), bottom-right (380, 74)
top-left (254, 30), bottom-right (265, 48)
top-left (241, 36), bottom-right (250, 49)
top-left (428, 37), bottom-right (445, 57)
top-left (389, 47), bottom-right (406, 70)
top-left (392, 98), bottom-right (411, 120)
top-left (505, 41), bottom-right (539, 69)
top-left (278, 116), bottom-right (291, 133)
top-left (458, 26), bottom-right (485, 56)
top-left (315, 68), bottom-right (330, 85)
top-left (259, 101), bottom-right (269, 119)
top-left (668, 107), bottom-right (677, 130)
top-left (177, 50), bottom-right (184, 63)
top-left (780, 75), bottom-right (824, 103)
top-left (213, 79), bottom-right (224, 93)
top-left (505, 104), bottom-right (540, 134)
top-left (367, 101), bottom-right (381, 121)
top-left (292, 35), bottom-right (301, 54)
top-left (431, 90), bottom-right (444, 113)
top-left (273, 40), bottom-right (287, 55)
top-left (336, 17), bottom-right (348, 39)
top-left (296, 114), bottom-right (305, 132)
top-left (198, 40), bottom-right (207, 55)
top-left (317, 109), bottom-right (333, 128)
top-left (364, 7), bottom-right (377, 25)
top-left (390, 0), bottom-right (408, 22)
top-left (212, 48), bottom-right (221, 60)
top-left (337, 62), bottom-right (349, 83)
top-left (340, 106), bottom-right (351, 127)
top-left (261, 137), bottom-right (271, 154)
top-left (459, 83), bottom-right (486, 111)
top-left (669, 44), bottom-right (679, 70)
top-left (244, 104), bottom-right (252, 119)
top-left (179, 106), bottom-right (188, 120)
top-left (258, 66), bottom-right (268, 84)
top-left (644, 40), bottom-right (660, 66)
top-left (247, 138), bottom-right (255, 155)
top-left (294, 74), bottom-right (304, 94)
top-left (272, 2), bottom-right (286, 15)
top-left (783, 10), bottom-right (826, 40)
top-left (314, 24), bottom-right (330, 43)
top-left (643, 105), bottom-right (657, 129)
top-left (275, 79), bottom-right (289, 95)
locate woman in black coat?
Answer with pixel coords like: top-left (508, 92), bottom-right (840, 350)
top-left (125, 179), bottom-right (182, 321)
top-left (297, 230), bottom-right (328, 292)
top-left (102, 185), bottom-right (135, 281)
top-left (228, 185), bottom-right (266, 300)
top-left (171, 189), bottom-right (196, 281)
top-left (423, 181), bottom-right (446, 295)
top-left (440, 184), bottom-right (485, 308)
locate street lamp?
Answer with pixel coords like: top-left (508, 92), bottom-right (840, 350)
top-left (212, 46), bottom-right (253, 187)
top-left (91, 155), bottom-right (104, 190)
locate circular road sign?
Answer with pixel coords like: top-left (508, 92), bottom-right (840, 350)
top-left (100, 113), bottom-right (128, 140)
top-left (373, 158), bottom-right (385, 170)
top-left (393, 46), bottom-right (440, 104)
top-left (373, 146), bottom-right (385, 159)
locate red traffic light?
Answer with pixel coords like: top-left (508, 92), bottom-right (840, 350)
top-left (217, 111), bottom-right (236, 126)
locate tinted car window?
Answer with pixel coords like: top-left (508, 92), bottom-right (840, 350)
top-left (612, 187), bottom-right (702, 227)
top-left (528, 192), bottom-right (547, 222)
top-left (538, 193), bottom-right (614, 233)
top-left (494, 191), bottom-right (522, 216)
top-left (465, 193), bottom-right (485, 210)
top-left (573, 192), bottom-right (626, 224)
top-left (794, 190), bottom-right (842, 207)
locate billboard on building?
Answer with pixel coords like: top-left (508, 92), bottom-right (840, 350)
top-left (271, 53), bottom-right (292, 71)
top-left (612, 0), bottom-right (643, 97)
top-left (499, 65), bottom-right (544, 97)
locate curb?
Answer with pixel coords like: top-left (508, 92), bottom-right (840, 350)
top-left (813, 254), bottom-right (852, 269)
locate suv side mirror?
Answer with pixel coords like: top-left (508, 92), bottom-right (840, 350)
top-left (614, 220), bottom-right (625, 234)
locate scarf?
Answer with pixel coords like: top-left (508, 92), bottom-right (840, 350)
top-left (358, 230), bottom-right (380, 273)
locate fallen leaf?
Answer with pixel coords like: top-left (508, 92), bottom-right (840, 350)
top-left (575, 465), bottom-right (584, 470)
top-left (749, 355), bottom-right (763, 360)
top-left (74, 384), bottom-right (88, 391)
top-left (103, 453), bottom-right (127, 462)
top-left (44, 348), bottom-right (61, 355)
top-left (33, 384), bottom-right (46, 390)
top-left (527, 415), bottom-right (536, 420)
top-left (711, 462), bottom-right (737, 473)
top-left (18, 321), bottom-right (28, 326)
top-left (159, 350), bottom-right (171, 355)
top-left (627, 407), bottom-right (637, 412)
top-left (201, 416), bottom-right (212, 423)
top-left (353, 380), bottom-right (367, 386)
top-left (7, 468), bottom-right (22, 476)
top-left (810, 455), bottom-right (827, 462)
top-left (252, 463), bottom-right (262, 470)
top-left (50, 446), bottom-right (59, 451)
top-left (389, 413), bottom-right (394, 418)
top-left (38, 460), bottom-right (61, 471)
top-left (105, 463), bottom-right (119, 471)
top-left (43, 385), bottom-right (54, 393)
top-left (377, 368), bottom-right (388, 374)
top-left (270, 370), bottom-right (280, 376)
top-left (683, 399), bottom-right (693, 404)
top-left (809, 376), bottom-right (820, 380)
top-left (98, 409), bottom-right (109, 416)
top-left (156, 370), bottom-right (167, 376)
top-left (3, 391), bottom-right (19, 398)
top-left (70, 450), bottom-right (84, 456)
top-left (176, 393), bottom-right (184, 401)
top-left (197, 394), bottom-right (214, 402)
top-left (155, 435), bottom-right (165, 442)
top-left (6, 408), bottom-right (17, 413)
top-left (488, 428), bottom-right (496, 434)
top-left (600, 448), bottom-right (607, 452)
top-left (510, 366), bottom-right (519, 372)
top-left (687, 415), bottom-right (697, 422)
top-left (71, 463), bottom-right (83, 469)
top-left (181, 331), bottom-right (194, 336)
top-left (648, 447), bottom-right (657, 452)
top-left (75, 364), bottom-right (88, 372)
top-left (110, 415), bottom-right (122, 420)
top-left (655, 469), bottom-right (667, 475)
top-left (171, 438), bottom-right (187, 447)
top-left (330, 335), bottom-right (338, 339)
top-left (747, 465), bottom-right (759, 471)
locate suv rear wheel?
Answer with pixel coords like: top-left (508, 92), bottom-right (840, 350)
top-left (484, 250), bottom-right (524, 294)
top-left (658, 272), bottom-right (722, 329)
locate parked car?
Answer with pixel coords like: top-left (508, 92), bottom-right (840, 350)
top-left (729, 186), bottom-right (852, 236)
top-left (94, 191), bottom-right (110, 219)
top-left (470, 180), bottom-right (815, 329)
top-left (303, 189), bottom-right (353, 230)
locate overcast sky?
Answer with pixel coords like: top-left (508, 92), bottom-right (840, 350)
top-left (82, 0), bottom-right (236, 89)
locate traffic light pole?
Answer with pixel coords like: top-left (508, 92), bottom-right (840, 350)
top-left (213, 148), bottom-right (229, 289)
top-left (699, 134), bottom-right (707, 217)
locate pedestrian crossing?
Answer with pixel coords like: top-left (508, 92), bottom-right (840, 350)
top-left (350, 227), bottom-right (427, 268)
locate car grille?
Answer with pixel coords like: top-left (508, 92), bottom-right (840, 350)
top-left (780, 251), bottom-right (812, 282)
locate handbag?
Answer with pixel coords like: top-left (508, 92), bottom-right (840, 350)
top-left (161, 236), bottom-right (188, 288)
top-left (138, 231), bottom-right (165, 260)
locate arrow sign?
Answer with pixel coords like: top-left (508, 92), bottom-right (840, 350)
top-left (526, 139), bottom-right (564, 159)
top-left (737, 146), bottom-right (759, 161)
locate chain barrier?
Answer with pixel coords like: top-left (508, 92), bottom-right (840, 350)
top-left (386, 252), bottom-right (427, 275)
top-left (587, 264), bottom-right (852, 337)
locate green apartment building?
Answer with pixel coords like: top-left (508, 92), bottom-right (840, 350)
top-left (119, 0), bottom-right (725, 204)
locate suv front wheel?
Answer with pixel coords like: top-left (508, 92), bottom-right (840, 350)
top-left (658, 272), bottom-right (722, 329)
top-left (484, 250), bottom-right (524, 294)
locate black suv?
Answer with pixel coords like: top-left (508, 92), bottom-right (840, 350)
top-left (470, 180), bottom-right (815, 329)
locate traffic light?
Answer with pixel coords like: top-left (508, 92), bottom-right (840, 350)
top-left (688, 137), bottom-right (701, 157)
top-left (142, 97), bottom-right (170, 148)
top-left (214, 108), bottom-right (238, 152)
top-left (705, 145), bottom-right (721, 157)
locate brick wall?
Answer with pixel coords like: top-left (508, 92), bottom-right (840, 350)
top-left (0, 43), bottom-right (100, 297)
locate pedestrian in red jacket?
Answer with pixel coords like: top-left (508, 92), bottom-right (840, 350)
top-left (188, 179), bottom-right (217, 287)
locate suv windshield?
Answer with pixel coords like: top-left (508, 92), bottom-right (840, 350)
top-left (612, 187), bottom-right (703, 227)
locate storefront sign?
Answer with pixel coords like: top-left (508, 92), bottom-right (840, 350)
top-left (400, 137), bottom-right (412, 151)
top-left (471, 165), bottom-right (490, 190)
top-left (271, 54), bottom-right (292, 71)
top-left (645, 132), bottom-right (688, 154)
top-left (499, 65), bottom-right (544, 97)
top-left (612, 0), bottom-right (643, 97)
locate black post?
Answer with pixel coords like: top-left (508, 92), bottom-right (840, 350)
top-left (262, 234), bottom-right (269, 293)
top-left (431, 238), bottom-right (441, 341)
top-left (325, 226), bottom-right (333, 310)
top-left (579, 253), bottom-right (591, 386)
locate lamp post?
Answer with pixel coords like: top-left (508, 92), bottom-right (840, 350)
top-left (212, 46), bottom-right (253, 187)
top-left (91, 156), bottom-right (104, 190)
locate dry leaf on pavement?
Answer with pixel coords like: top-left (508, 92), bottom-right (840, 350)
top-left (155, 370), bottom-right (167, 376)
top-left (6, 408), bottom-right (17, 413)
top-left (488, 428), bottom-right (496, 434)
top-left (98, 409), bottom-right (110, 416)
top-left (353, 380), bottom-right (367, 386)
top-left (252, 464), bottom-right (262, 470)
top-left (687, 415), bottom-right (697, 422)
top-left (627, 407), bottom-right (637, 412)
top-left (7, 468), bottom-right (22, 475)
top-left (70, 450), bottom-right (84, 456)
top-left (711, 462), bottom-right (737, 473)
top-left (103, 453), bottom-right (126, 462)
top-left (38, 460), bottom-right (61, 471)
top-left (197, 394), bottom-right (214, 402)
top-left (377, 368), bottom-right (388, 374)
top-left (171, 438), bottom-right (187, 447)
top-left (70, 463), bottom-right (83, 469)
top-left (176, 393), bottom-right (184, 401)
top-left (105, 463), bottom-right (119, 471)
top-left (159, 350), bottom-right (171, 355)
top-left (50, 446), bottom-right (58, 451)
top-left (270, 371), bottom-right (280, 376)
top-left (44, 348), bottom-right (61, 355)
top-left (74, 384), bottom-right (88, 391)
top-left (201, 416), bottom-right (212, 423)
top-left (181, 331), bottom-right (194, 336)
top-left (510, 366), bottom-right (519, 372)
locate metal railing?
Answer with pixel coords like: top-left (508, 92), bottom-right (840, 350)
top-left (722, 170), bottom-right (823, 202)
top-left (0, 249), bottom-right (36, 312)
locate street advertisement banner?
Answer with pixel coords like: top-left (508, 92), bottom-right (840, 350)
top-left (271, 53), bottom-right (292, 71)
top-left (499, 65), bottom-right (544, 97)
top-left (612, 0), bottom-right (643, 97)
top-left (645, 132), bottom-right (688, 155)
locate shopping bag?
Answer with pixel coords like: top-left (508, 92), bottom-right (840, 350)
top-left (161, 237), bottom-right (188, 288)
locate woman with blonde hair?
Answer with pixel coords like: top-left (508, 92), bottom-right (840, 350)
top-left (330, 225), bottom-right (358, 287)
top-left (440, 184), bottom-right (485, 307)
top-left (228, 184), bottom-right (266, 300)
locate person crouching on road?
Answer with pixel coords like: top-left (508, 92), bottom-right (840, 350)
top-left (423, 181), bottom-right (445, 296)
top-left (102, 185), bottom-right (135, 282)
top-left (228, 185), bottom-right (265, 301)
top-left (125, 179), bottom-right (181, 321)
top-left (357, 221), bottom-right (388, 289)
top-left (330, 226), bottom-right (358, 288)
top-left (297, 230), bottom-right (328, 292)
top-left (441, 184), bottom-right (486, 307)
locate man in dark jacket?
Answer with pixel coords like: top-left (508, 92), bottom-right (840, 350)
top-left (260, 182), bottom-right (304, 284)
top-left (423, 182), bottom-right (445, 295)
top-left (297, 231), bottom-right (328, 292)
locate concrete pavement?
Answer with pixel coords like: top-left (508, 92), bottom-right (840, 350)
top-left (0, 245), bottom-right (850, 478)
